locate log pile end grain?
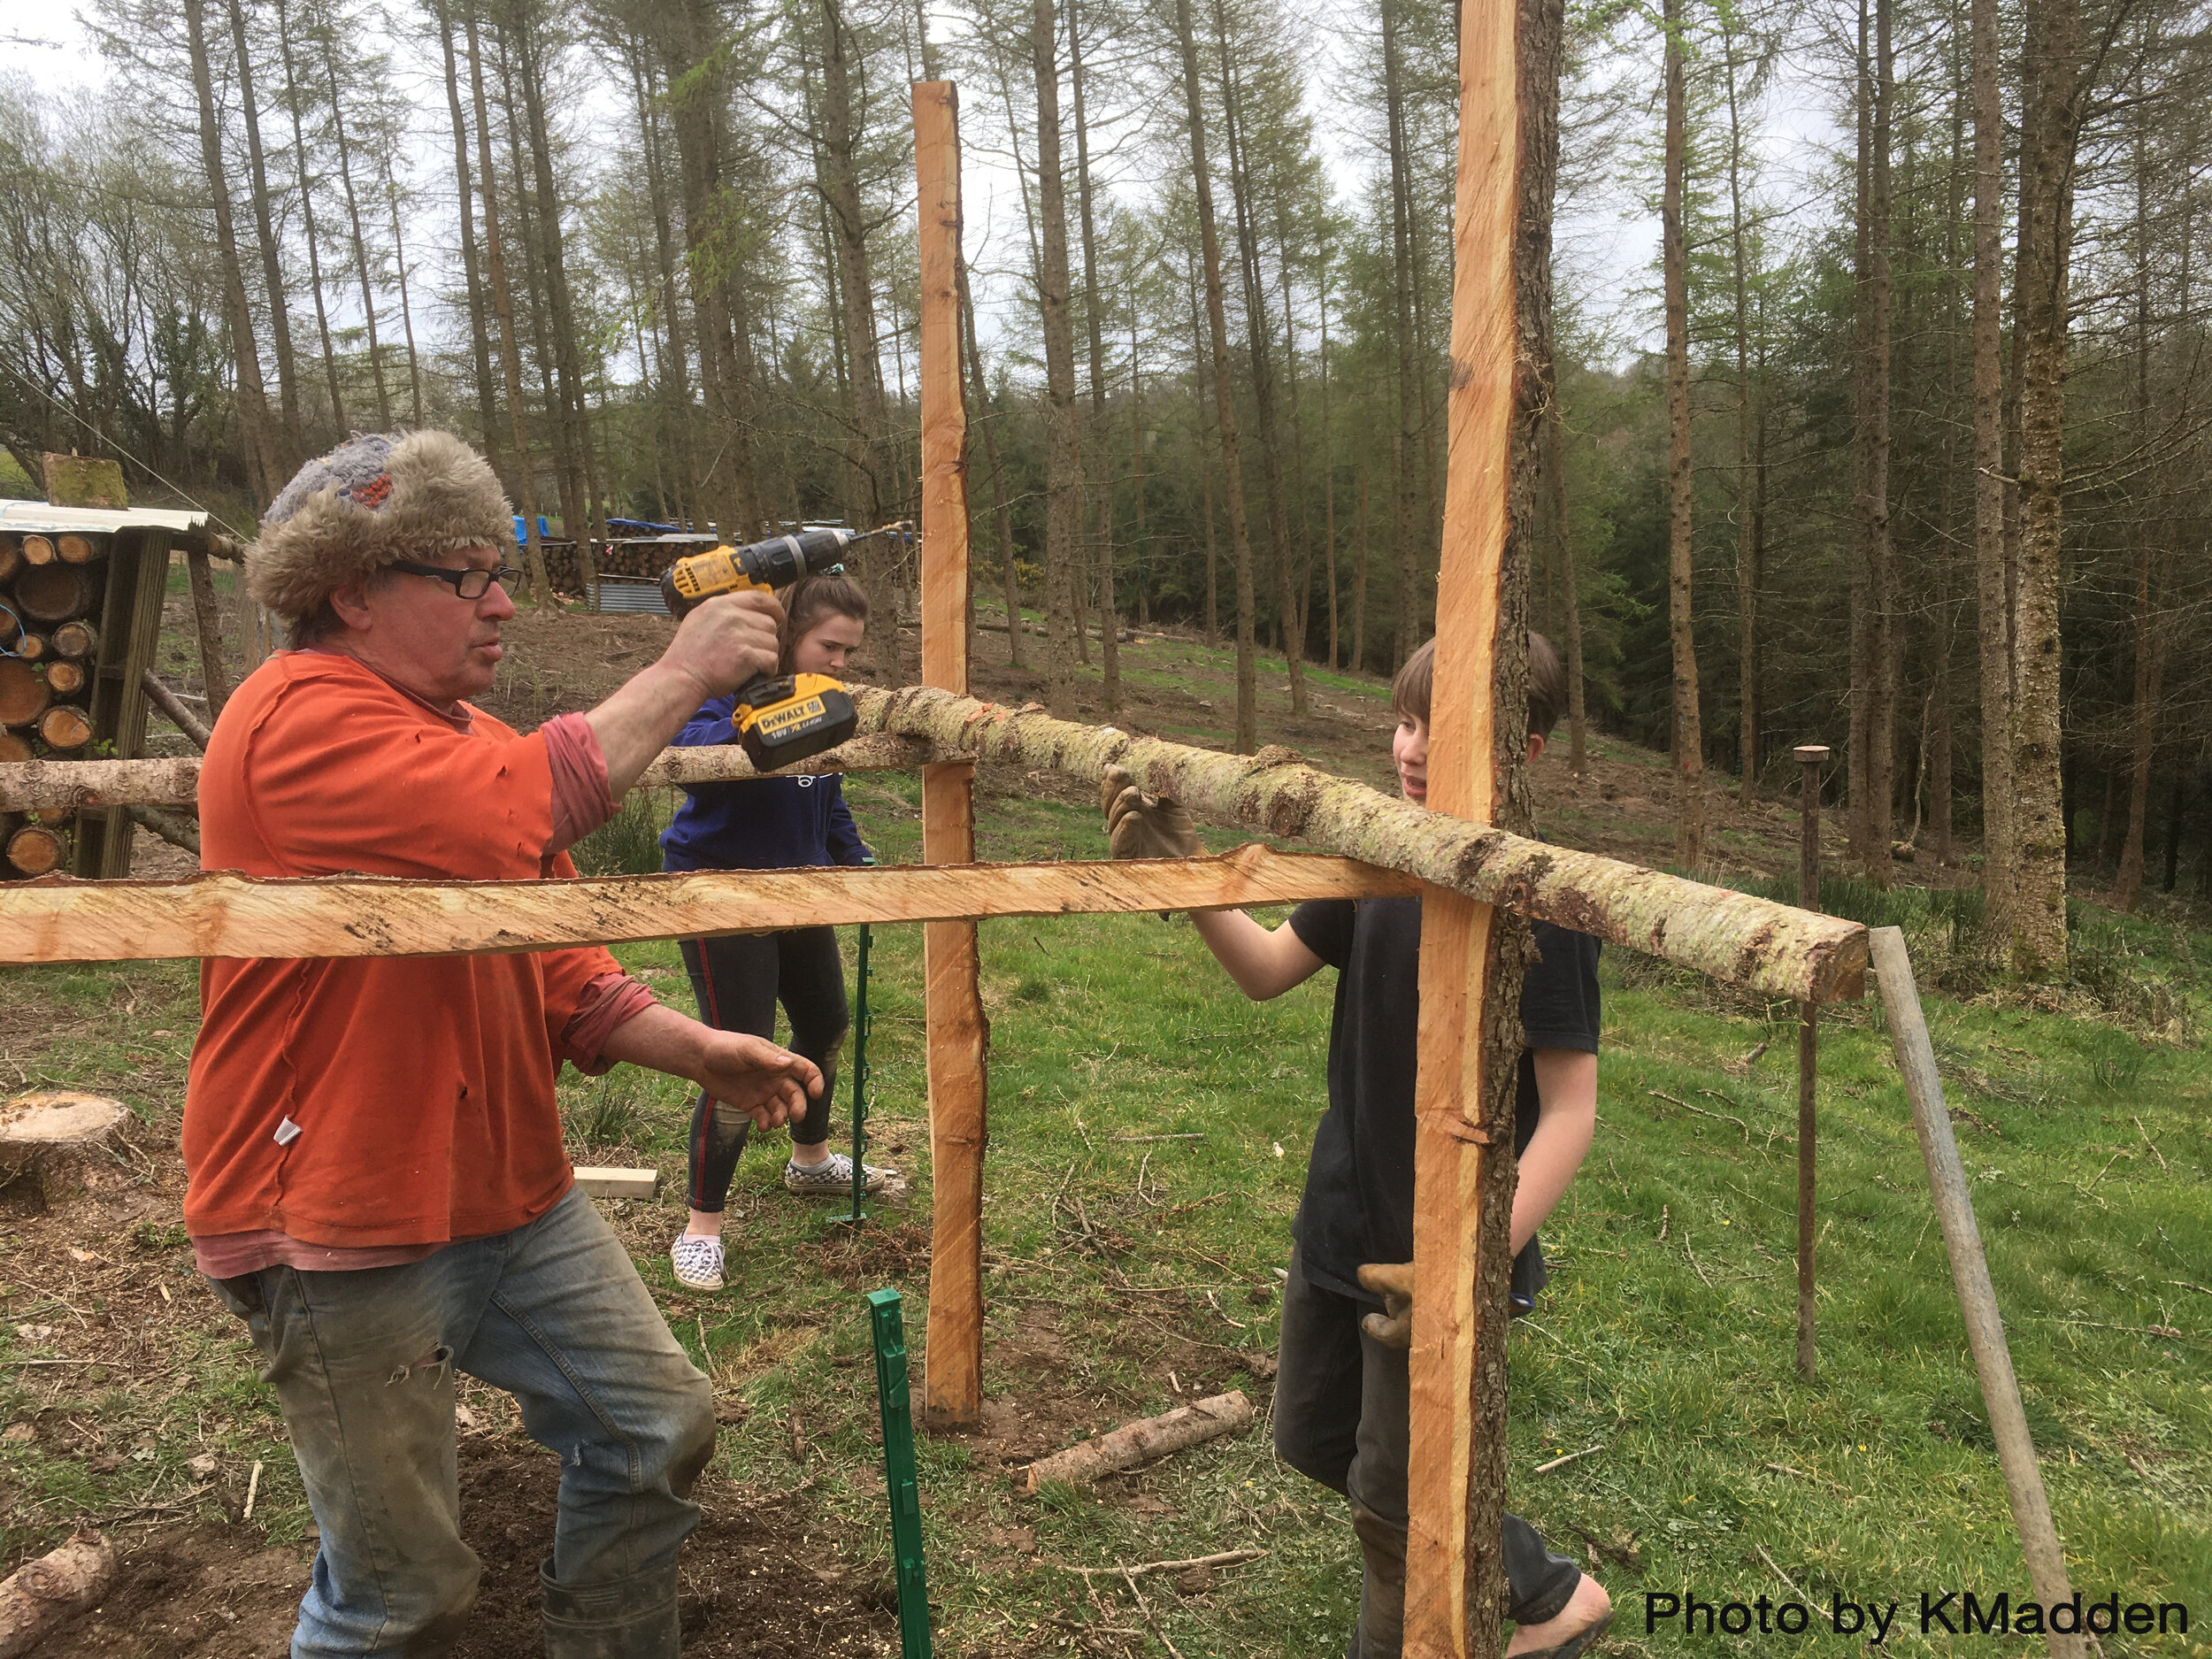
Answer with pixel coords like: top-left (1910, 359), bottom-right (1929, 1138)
top-left (17, 535), bottom-right (55, 569)
top-left (50, 621), bottom-right (96, 659)
top-left (55, 534), bottom-right (103, 565)
top-left (35, 707), bottom-right (90, 751)
top-left (13, 565), bottom-right (90, 625)
top-left (4, 825), bottom-right (65, 877)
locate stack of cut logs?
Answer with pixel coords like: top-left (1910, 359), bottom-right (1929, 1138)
top-left (0, 530), bottom-right (106, 878)
top-left (541, 540), bottom-right (705, 594)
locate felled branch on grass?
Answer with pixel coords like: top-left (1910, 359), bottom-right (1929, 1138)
top-left (0, 1529), bottom-right (115, 1658)
top-left (849, 686), bottom-right (1867, 1004)
top-left (1022, 1392), bottom-right (1254, 1491)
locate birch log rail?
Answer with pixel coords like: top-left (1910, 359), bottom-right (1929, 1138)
top-left (848, 685), bottom-right (1868, 1004)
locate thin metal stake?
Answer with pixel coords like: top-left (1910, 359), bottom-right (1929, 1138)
top-left (1869, 928), bottom-right (2085, 1659)
top-left (841, 917), bottom-right (875, 1227)
top-left (867, 1288), bottom-right (932, 1659)
top-left (1793, 742), bottom-right (1829, 1383)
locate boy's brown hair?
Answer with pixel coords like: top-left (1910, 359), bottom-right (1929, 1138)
top-left (777, 570), bottom-right (870, 672)
top-left (1391, 632), bottom-right (1567, 741)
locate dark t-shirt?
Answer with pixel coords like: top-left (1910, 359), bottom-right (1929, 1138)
top-left (1285, 896), bottom-right (1602, 1306)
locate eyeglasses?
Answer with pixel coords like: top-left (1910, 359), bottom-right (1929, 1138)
top-left (389, 559), bottom-right (522, 600)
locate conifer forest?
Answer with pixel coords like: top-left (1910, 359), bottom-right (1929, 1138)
top-left (4, 0), bottom-right (2209, 981)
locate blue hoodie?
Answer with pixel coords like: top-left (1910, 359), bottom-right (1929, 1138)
top-left (658, 695), bottom-right (872, 872)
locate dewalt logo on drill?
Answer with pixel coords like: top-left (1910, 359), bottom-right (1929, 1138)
top-left (755, 695), bottom-right (827, 738)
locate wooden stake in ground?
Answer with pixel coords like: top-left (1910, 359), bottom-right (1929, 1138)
top-left (185, 550), bottom-right (231, 720)
top-left (1795, 742), bottom-right (1828, 1383)
top-left (1869, 927), bottom-right (2085, 1659)
top-left (912, 81), bottom-right (992, 1431)
top-left (1402, 0), bottom-right (1539, 1637)
top-left (1022, 1393), bottom-right (1254, 1491)
top-left (0, 1528), bottom-right (116, 1659)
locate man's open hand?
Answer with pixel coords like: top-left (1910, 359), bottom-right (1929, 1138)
top-left (693, 1030), bottom-right (822, 1131)
top-left (1356, 1261), bottom-right (1414, 1348)
top-left (1101, 764), bottom-right (1200, 859)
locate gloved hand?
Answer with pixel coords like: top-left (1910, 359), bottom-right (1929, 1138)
top-left (1101, 764), bottom-right (1201, 859)
top-left (1357, 1261), bottom-right (1414, 1349)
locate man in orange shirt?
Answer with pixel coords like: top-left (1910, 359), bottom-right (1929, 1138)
top-left (188, 431), bottom-right (821, 1659)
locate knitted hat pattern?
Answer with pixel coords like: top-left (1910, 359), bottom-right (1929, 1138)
top-left (246, 429), bottom-right (513, 620)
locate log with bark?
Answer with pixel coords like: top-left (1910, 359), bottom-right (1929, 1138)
top-left (128, 805), bottom-right (200, 855)
top-left (0, 736), bottom-right (30, 765)
top-left (42, 663), bottom-right (84, 701)
top-left (140, 673), bottom-right (211, 752)
top-left (54, 535), bottom-right (101, 566)
top-left (8, 636), bottom-right (44, 664)
top-left (0, 1528), bottom-right (116, 1658)
top-left (847, 687), bottom-right (1867, 1002)
top-left (35, 707), bottom-right (90, 753)
top-left (0, 664), bottom-right (49, 729)
top-left (16, 536), bottom-right (55, 569)
top-left (12, 566), bottom-right (90, 625)
top-left (49, 623), bottom-right (96, 660)
top-left (4, 826), bottom-right (65, 877)
top-left (0, 541), bottom-right (19, 586)
top-left (1023, 1393), bottom-right (1254, 1490)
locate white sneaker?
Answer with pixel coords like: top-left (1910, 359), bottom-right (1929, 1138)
top-left (670, 1233), bottom-right (725, 1291)
top-left (783, 1152), bottom-right (892, 1196)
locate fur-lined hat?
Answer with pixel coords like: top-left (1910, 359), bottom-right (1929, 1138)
top-left (247, 431), bottom-right (513, 620)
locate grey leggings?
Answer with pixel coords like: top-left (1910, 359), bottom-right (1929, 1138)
top-left (680, 928), bottom-right (848, 1211)
top-left (1272, 1245), bottom-right (1581, 1655)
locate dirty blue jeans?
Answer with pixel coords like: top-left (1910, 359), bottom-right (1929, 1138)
top-left (209, 1185), bottom-right (717, 1658)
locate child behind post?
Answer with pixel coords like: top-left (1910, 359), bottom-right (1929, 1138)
top-left (1101, 632), bottom-right (1614, 1659)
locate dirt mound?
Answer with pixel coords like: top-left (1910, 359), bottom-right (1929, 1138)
top-left (37, 1439), bottom-right (898, 1658)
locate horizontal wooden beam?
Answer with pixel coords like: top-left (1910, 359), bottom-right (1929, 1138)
top-left (849, 686), bottom-right (1868, 1004)
top-left (0, 733), bottom-right (932, 812)
top-left (0, 846), bottom-right (1413, 964)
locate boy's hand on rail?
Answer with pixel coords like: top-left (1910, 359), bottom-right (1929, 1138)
top-left (1356, 1261), bottom-right (1415, 1348)
top-left (1102, 765), bottom-right (1201, 859)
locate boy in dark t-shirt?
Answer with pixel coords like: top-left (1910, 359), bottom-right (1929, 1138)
top-left (1102, 634), bottom-right (1613, 1659)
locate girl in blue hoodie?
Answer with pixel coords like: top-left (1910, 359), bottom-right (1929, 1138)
top-left (661, 570), bottom-right (888, 1290)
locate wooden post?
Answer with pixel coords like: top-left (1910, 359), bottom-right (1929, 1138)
top-left (1404, 0), bottom-right (1523, 1645)
top-left (1869, 927), bottom-right (2086, 1659)
top-left (912, 81), bottom-right (989, 1431)
top-left (1794, 742), bottom-right (1828, 1382)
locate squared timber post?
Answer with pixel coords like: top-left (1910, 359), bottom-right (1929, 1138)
top-left (913, 81), bottom-right (990, 1430)
top-left (1404, 0), bottom-right (1525, 1648)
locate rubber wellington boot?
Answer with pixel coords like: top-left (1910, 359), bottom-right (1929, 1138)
top-left (539, 1559), bottom-right (681, 1659)
top-left (1348, 1499), bottom-right (1409, 1658)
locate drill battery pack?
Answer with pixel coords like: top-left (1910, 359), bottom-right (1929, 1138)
top-left (733, 672), bottom-right (858, 771)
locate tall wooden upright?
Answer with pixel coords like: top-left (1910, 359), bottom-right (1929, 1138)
top-left (913, 81), bottom-right (990, 1429)
top-left (1403, 0), bottom-right (1525, 1646)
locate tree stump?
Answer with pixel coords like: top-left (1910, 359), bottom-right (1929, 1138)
top-left (0, 1530), bottom-right (117, 1659)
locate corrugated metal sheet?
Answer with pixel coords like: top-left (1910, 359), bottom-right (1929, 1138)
top-left (0, 497), bottom-right (210, 534)
top-left (592, 577), bottom-right (671, 616)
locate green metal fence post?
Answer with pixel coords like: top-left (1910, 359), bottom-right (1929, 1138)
top-left (866, 1287), bottom-right (931, 1658)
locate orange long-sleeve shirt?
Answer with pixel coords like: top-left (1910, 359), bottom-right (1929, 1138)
top-left (185, 652), bottom-right (622, 1249)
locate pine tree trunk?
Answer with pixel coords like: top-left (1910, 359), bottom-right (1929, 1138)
top-left (1321, 273), bottom-right (1338, 672)
top-left (277, 0), bottom-right (344, 438)
top-left (465, 10), bottom-right (551, 607)
top-left (434, 0), bottom-right (497, 474)
top-left (818, 0), bottom-right (893, 588)
top-left (1068, 0), bottom-right (1118, 710)
top-left (1662, 0), bottom-right (1702, 868)
top-left (628, 50), bottom-right (698, 522)
top-left (1970, 0), bottom-right (2012, 936)
top-left (227, 0), bottom-right (300, 460)
top-left (1353, 462), bottom-right (1369, 673)
top-left (1849, 0), bottom-right (1895, 884)
top-left (1550, 401), bottom-right (1586, 774)
top-left (1130, 307), bottom-right (1150, 628)
top-left (2114, 124), bottom-right (2159, 912)
top-left (382, 155), bottom-right (425, 429)
top-left (1172, 0), bottom-right (1257, 749)
top-left (1724, 26), bottom-right (1756, 803)
top-left (1214, 19), bottom-right (1304, 713)
top-left (185, 0), bottom-right (282, 503)
top-left (1186, 261), bottom-right (1219, 646)
top-left (1030, 0), bottom-right (1085, 716)
top-left (960, 263), bottom-right (1022, 666)
top-left (1381, 0), bottom-right (1423, 667)
top-left (496, 33), bottom-right (578, 556)
top-left (321, 35), bottom-right (390, 429)
top-left (2009, 0), bottom-right (2078, 976)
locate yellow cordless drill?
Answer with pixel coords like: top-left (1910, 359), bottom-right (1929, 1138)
top-left (660, 526), bottom-right (893, 771)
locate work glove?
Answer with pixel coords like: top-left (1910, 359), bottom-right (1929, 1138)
top-left (1357, 1261), bottom-right (1415, 1349)
top-left (1101, 764), bottom-right (1201, 859)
